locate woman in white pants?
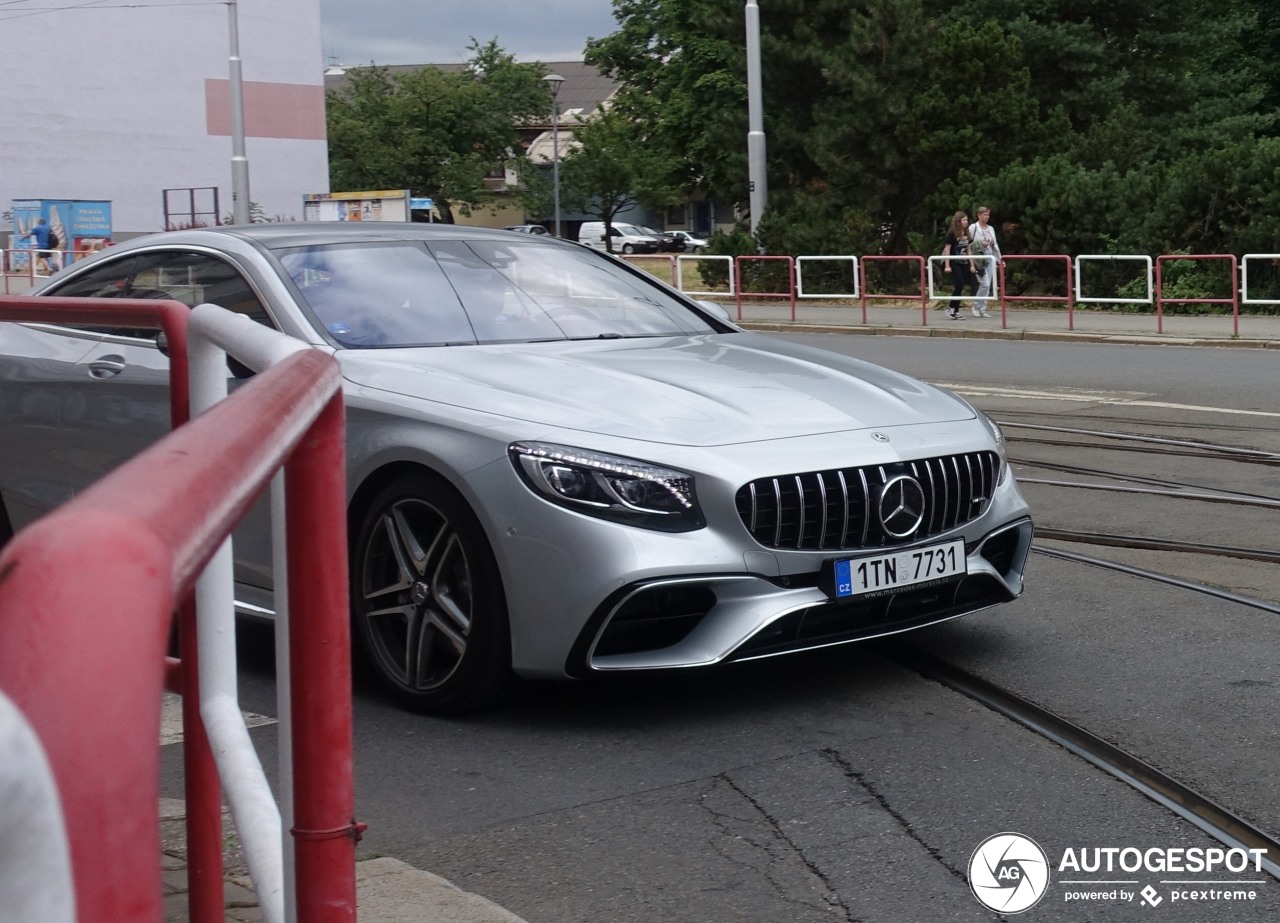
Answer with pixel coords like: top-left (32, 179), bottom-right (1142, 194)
top-left (970, 206), bottom-right (1001, 317)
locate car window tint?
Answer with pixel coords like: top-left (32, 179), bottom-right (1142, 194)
top-left (277, 239), bottom-right (714, 348)
top-left (129, 251), bottom-right (275, 328)
top-left (45, 250), bottom-right (273, 339)
top-left (446, 240), bottom-right (715, 341)
top-left (43, 256), bottom-right (141, 337)
top-left (279, 243), bottom-right (476, 347)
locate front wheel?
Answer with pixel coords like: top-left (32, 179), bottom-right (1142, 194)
top-left (622, 243), bottom-right (636, 254)
top-left (351, 472), bottom-right (512, 714)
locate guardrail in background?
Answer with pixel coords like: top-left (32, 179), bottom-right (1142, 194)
top-left (1156, 254), bottom-right (1239, 337)
top-left (998, 254), bottom-right (1075, 330)
top-left (796, 255), bottom-right (859, 302)
top-left (927, 254), bottom-right (998, 317)
top-left (1074, 254), bottom-right (1154, 306)
top-left (1241, 254), bottom-right (1280, 311)
top-left (858, 255), bottom-right (927, 325)
top-left (0, 296), bottom-right (356, 923)
top-left (676, 253), bottom-right (735, 298)
top-left (667, 250), bottom-right (1267, 333)
top-left (734, 255), bottom-right (797, 320)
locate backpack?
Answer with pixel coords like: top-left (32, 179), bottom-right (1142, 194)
top-left (47, 229), bottom-right (60, 249)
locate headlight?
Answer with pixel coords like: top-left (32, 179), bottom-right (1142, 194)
top-left (509, 442), bottom-right (705, 532)
top-left (977, 411), bottom-right (1008, 479)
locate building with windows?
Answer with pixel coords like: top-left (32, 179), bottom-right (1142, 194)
top-left (0, 0), bottom-right (329, 240)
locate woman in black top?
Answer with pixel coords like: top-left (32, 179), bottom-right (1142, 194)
top-left (941, 211), bottom-right (973, 319)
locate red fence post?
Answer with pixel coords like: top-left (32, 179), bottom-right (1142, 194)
top-left (732, 255), bottom-right (798, 321)
top-left (1155, 254), bottom-right (1239, 337)
top-left (997, 255), bottom-right (1074, 331)
top-left (285, 395), bottom-right (360, 922)
top-left (857, 256), bottom-right (928, 325)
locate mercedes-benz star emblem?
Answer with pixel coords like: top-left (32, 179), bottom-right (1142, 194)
top-left (878, 475), bottom-right (927, 538)
top-left (871, 431), bottom-right (891, 443)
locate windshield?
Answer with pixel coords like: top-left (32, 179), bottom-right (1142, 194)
top-left (277, 238), bottom-right (715, 348)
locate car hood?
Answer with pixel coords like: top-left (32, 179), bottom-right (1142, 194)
top-left (336, 332), bottom-right (974, 446)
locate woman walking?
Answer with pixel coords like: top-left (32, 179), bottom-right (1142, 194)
top-left (941, 211), bottom-right (973, 319)
top-left (969, 206), bottom-right (1001, 317)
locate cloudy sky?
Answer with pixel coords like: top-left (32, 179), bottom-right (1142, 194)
top-left (319, 0), bottom-right (621, 67)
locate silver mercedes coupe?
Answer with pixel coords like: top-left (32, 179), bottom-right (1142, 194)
top-left (0, 224), bottom-right (1033, 713)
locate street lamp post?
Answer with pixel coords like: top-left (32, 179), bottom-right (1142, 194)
top-left (542, 73), bottom-right (565, 238)
top-left (227, 0), bottom-right (251, 225)
top-left (745, 0), bottom-right (767, 234)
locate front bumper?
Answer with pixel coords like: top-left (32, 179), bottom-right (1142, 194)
top-left (569, 517), bottom-right (1033, 674)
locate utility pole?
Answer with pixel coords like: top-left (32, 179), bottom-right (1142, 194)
top-left (745, 0), bottom-right (767, 234)
top-left (227, 0), bottom-right (251, 224)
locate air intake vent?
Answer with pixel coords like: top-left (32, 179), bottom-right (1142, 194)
top-left (734, 451), bottom-right (1001, 550)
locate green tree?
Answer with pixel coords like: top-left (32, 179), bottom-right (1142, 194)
top-left (325, 40), bottom-right (549, 222)
top-left (558, 104), bottom-right (683, 251)
top-left (591, 0), bottom-right (1274, 256)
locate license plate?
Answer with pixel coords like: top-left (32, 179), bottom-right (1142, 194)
top-left (831, 539), bottom-right (967, 599)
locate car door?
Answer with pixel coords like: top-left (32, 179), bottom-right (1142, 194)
top-left (0, 248), bottom-right (280, 591)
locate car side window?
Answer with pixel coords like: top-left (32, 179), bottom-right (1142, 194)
top-left (48, 250), bottom-right (275, 339)
top-left (125, 251), bottom-right (276, 334)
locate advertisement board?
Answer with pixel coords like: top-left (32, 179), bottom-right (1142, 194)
top-left (10, 198), bottom-right (113, 267)
top-left (302, 190), bottom-right (410, 222)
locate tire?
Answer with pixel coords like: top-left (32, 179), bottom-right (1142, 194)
top-left (622, 243), bottom-right (635, 254)
top-left (350, 472), bottom-right (512, 714)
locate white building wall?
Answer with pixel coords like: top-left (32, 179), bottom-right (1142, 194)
top-left (0, 0), bottom-right (328, 235)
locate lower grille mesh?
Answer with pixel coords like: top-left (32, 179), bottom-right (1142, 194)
top-left (734, 451), bottom-right (1001, 550)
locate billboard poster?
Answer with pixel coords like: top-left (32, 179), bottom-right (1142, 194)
top-left (10, 198), bottom-right (113, 267)
top-left (302, 190), bottom-right (410, 222)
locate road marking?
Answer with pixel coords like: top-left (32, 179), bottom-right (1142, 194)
top-left (160, 691), bottom-right (276, 746)
top-left (938, 383), bottom-right (1280, 419)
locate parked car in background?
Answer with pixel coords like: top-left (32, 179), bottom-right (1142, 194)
top-left (638, 227), bottom-right (686, 253)
top-left (578, 221), bottom-right (662, 254)
top-left (666, 230), bottom-right (709, 252)
top-left (504, 224), bottom-right (550, 235)
top-left (0, 223), bottom-right (1033, 715)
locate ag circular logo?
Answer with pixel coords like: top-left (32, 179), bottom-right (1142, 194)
top-left (877, 475), bottom-right (926, 538)
top-left (969, 832), bottom-right (1050, 914)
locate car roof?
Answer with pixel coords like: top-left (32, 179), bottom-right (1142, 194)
top-left (102, 222), bottom-right (565, 253)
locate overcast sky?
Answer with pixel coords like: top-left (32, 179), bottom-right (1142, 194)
top-left (319, 0), bottom-right (621, 67)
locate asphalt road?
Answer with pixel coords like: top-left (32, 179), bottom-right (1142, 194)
top-left (164, 334), bottom-right (1280, 922)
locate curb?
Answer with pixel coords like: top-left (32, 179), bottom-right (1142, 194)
top-left (737, 321), bottom-right (1280, 350)
top-left (160, 796), bottom-right (528, 923)
top-left (354, 858), bottom-right (528, 923)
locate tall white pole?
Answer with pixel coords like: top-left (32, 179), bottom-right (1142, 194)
top-left (543, 74), bottom-right (565, 237)
top-left (552, 94), bottom-right (562, 238)
top-left (228, 0), bottom-right (251, 225)
top-left (745, 0), bottom-right (767, 234)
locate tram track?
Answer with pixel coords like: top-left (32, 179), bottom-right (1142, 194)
top-left (888, 641), bottom-right (1280, 880)
top-left (1033, 529), bottom-right (1280, 564)
top-left (1014, 473), bottom-right (1280, 510)
top-left (902, 411), bottom-right (1280, 876)
top-left (881, 533), bottom-right (1280, 880)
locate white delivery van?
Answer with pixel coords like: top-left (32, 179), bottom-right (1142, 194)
top-left (578, 222), bottom-right (662, 254)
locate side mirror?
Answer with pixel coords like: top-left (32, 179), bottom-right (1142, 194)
top-left (154, 330), bottom-right (170, 356)
top-left (697, 300), bottom-right (733, 323)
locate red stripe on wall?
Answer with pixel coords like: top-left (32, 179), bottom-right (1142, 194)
top-left (205, 80), bottom-right (327, 141)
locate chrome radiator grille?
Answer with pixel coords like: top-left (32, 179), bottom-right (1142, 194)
top-left (734, 451), bottom-right (1002, 550)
